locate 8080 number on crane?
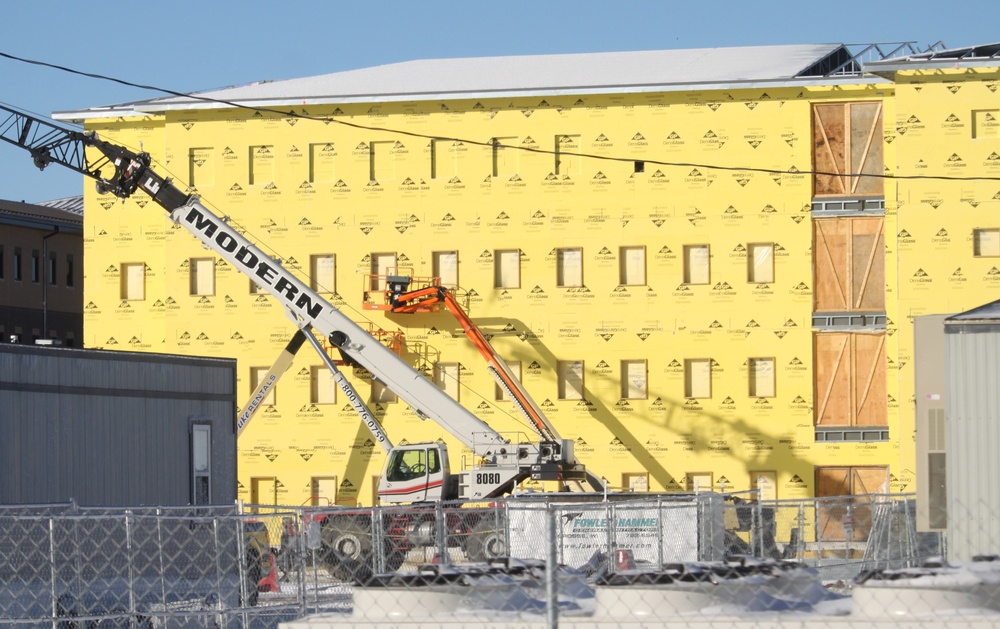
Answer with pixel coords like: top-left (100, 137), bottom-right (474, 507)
top-left (476, 472), bottom-right (502, 486)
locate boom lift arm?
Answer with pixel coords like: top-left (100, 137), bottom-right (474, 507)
top-left (387, 284), bottom-right (560, 444)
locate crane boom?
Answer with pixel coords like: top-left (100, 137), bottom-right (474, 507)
top-left (0, 105), bottom-right (508, 457)
top-left (1, 103), bottom-right (591, 497)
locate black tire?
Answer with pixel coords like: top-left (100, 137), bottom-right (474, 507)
top-left (243, 549), bottom-right (262, 607)
top-left (465, 516), bottom-right (506, 562)
top-left (321, 517), bottom-right (375, 584)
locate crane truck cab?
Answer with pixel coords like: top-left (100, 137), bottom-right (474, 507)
top-left (379, 443), bottom-right (453, 503)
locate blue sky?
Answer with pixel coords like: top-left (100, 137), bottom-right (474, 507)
top-left (0, 0), bottom-right (994, 203)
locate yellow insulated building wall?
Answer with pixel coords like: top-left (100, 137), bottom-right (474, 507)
top-left (83, 82), bottom-right (903, 506)
top-left (888, 67), bottom-right (1000, 492)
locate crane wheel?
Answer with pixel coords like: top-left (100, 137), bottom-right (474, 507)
top-left (465, 516), bottom-right (507, 562)
top-left (320, 517), bottom-right (375, 584)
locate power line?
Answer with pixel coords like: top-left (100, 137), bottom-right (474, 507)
top-left (3, 49), bottom-right (1000, 183)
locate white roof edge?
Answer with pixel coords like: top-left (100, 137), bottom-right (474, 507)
top-left (863, 58), bottom-right (1000, 76)
top-left (53, 75), bottom-right (887, 120)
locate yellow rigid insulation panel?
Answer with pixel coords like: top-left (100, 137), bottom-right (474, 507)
top-left (81, 69), bottom-right (1000, 507)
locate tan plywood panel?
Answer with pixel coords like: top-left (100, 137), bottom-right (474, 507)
top-left (815, 332), bottom-right (886, 427)
top-left (854, 334), bottom-right (887, 425)
top-left (813, 102), bottom-right (883, 197)
top-left (816, 466), bottom-right (851, 539)
top-left (853, 466), bottom-right (889, 494)
top-left (851, 218), bottom-right (885, 311)
top-left (814, 217), bottom-right (885, 312)
top-left (850, 102), bottom-right (883, 195)
top-left (814, 333), bottom-right (850, 425)
top-left (814, 219), bottom-right (850, 311)
top-left (813, 104), bottom-right (847, 195)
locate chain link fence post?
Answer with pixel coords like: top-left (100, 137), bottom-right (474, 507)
top-left (296, 509), bottom-right (309, 617)
top-left (545, 503), bottom-right (558, 629)
top-left (657, 495), bottom-right (664, 566)
top-left (435, 501), bottom-right (447, 565)
top-left (125, 510), bottom-right (136, 622)
top-left (48, 515), bottom-right (57, 624)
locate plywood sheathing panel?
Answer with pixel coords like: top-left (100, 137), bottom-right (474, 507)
top-left (814, 217), bottom-right (885, 312)
top-left (813, 102), bottom-right (883, 197)
top-left (814, 332), bottom-right (887, 427)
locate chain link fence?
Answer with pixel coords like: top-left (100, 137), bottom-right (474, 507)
top-left (0, 493), bottom-right (959, 627)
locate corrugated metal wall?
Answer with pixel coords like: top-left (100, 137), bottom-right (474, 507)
top-left (0, 345), bottom-right (236, 506)
top-left (944, 322), bottom-right (1000, 560)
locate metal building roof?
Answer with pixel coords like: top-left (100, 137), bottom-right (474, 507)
top-left (37, 195), bottom-right (84, 216)
top-left (945, 300), bottom-right (1000, 323)
top-left (56, 43), bottom-right (881, 118)
top-left (0, 198), bottom-right (83, 232)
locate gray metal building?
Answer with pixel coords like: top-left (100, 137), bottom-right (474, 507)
top-left (914, 314), bottom-right (949, 534)
top-left (943, 300), bottom-right (1000, 561)
top-left (0, 344), bottom-right (237, 506)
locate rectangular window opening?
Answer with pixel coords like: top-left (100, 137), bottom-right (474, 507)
top-left (369, 140), bottom-right (396, 183)
top-left (248, 145), bottom-right (274, 186)
top-left (310, 254), bottom-right (336, 294)
top-left (973, 109), bottom-right (1000, 140)
top-left (434, 362), bottom-right (461, 401)
top-left (684, 358), bottom-right (712, 399)
top-left (749, 357), bottom-right (776, 398)
top-left (492, 137), bottom-right (517, 178)
top-left (309, 142), bottom-right (337, 183)
top-left (494, 249), bottom-right (521, 289)
top-left (683, 245), bottom-right (710, 285)
top-left (47, 253), bottom-right (57, 285)
top-left (556, 247), bottom-right (583, 288)
top-left (30, 250), bottom-right (39, 284)
top-left (191, 423), bottom-right (212, 505)
top-left (974, 228), bottom-right (1000, 257)
top-left (430, 138), bottom-right (462, 181)
top-left (748, 243), bottom-right (775, 283)
top-left (554, 134), bottom-right (582, 176)
top-left (369, 252), bottom-right (397, 291)
top-left (433, 250), bottom-right (459, 289)
top-left (558, 360), bottom-right (584, 400)
top-left (188, 147), bottom-right (214, 188)
top-left (751, 471), bottom-right (778, 501)
top-left (310, 476), bottom-right (338, 507)
top-left (623, 472), bottom-right (650, 492)
top-left (621, 359), bottom-right (648, 400)
top-left (120, 262), bottom-right (146, 301)
top-left (310, 365), bottom-right (337, 405)
top-left (189, 258), bottom-right (216, 296)
top-left (619, 246), bottom-right (646, 286)
top-left (686, 472), bottom-right (713, 493)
